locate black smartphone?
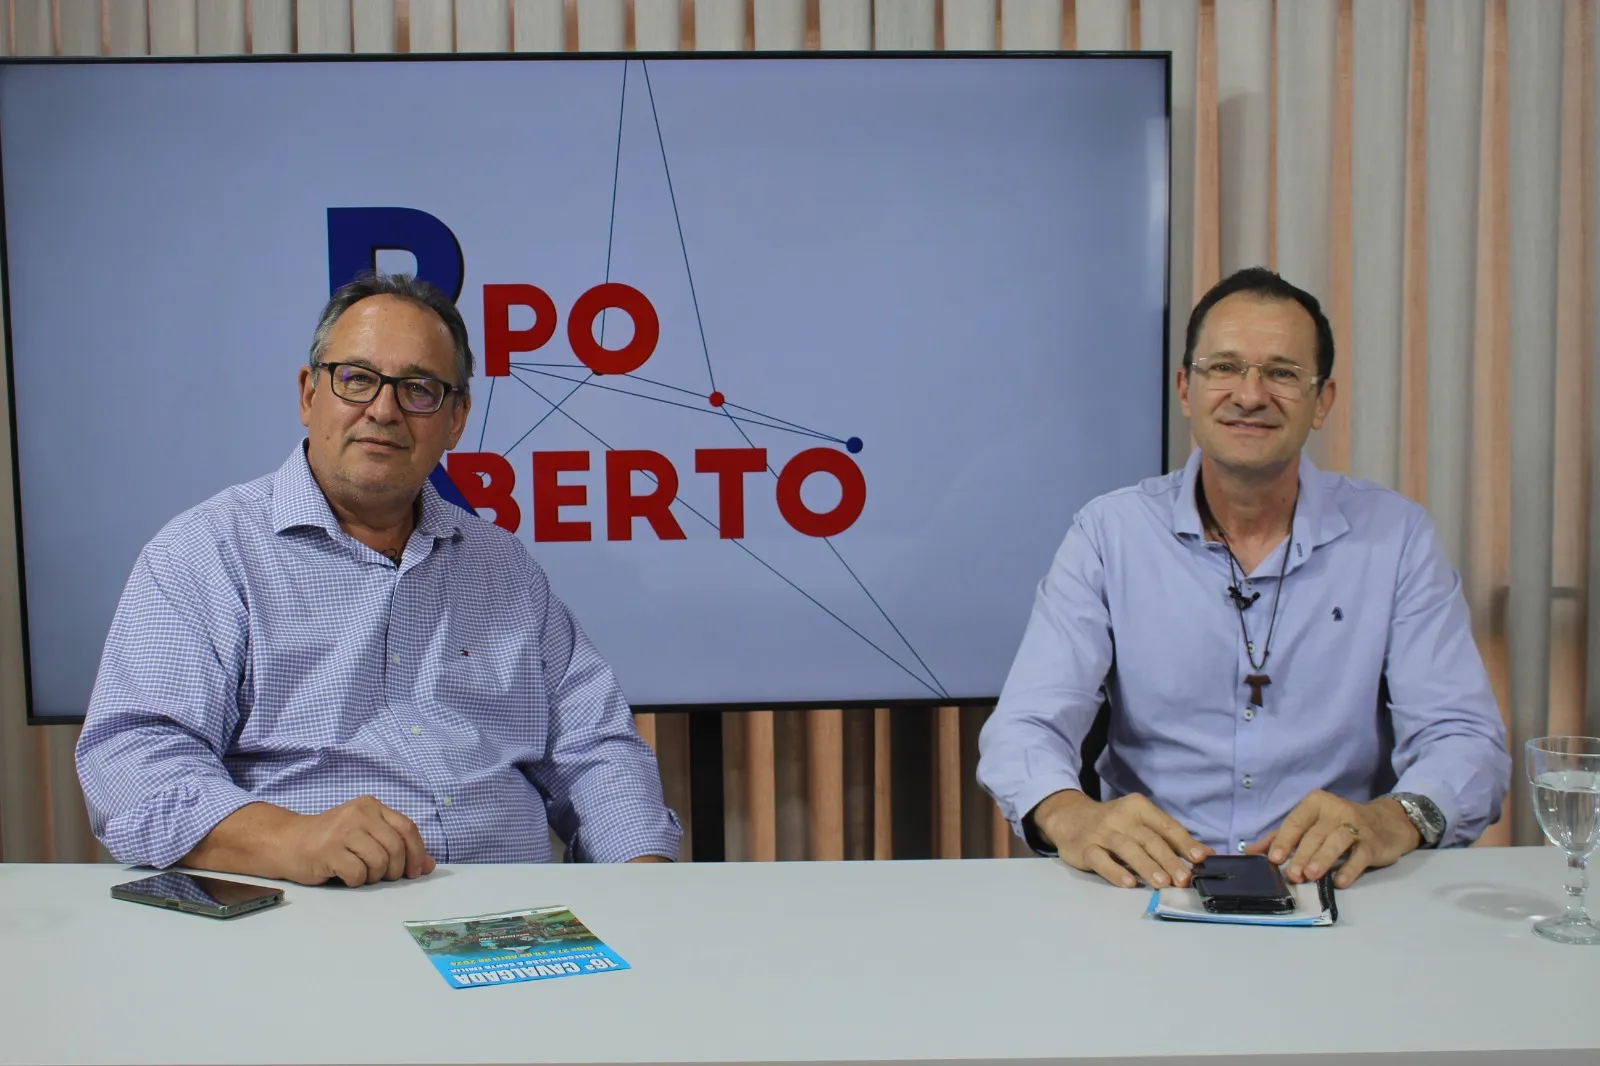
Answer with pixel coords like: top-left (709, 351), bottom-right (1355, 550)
top-left (111, 871), bottom-right (284, 919)
top-left (1190, 855), bottom-right (1296, 914)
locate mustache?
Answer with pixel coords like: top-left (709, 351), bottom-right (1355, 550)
top-left (349, 432), bottom-right (410, 448)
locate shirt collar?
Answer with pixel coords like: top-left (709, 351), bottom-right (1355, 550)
top-left (270, 441), bottom-right (463, 541)
top-left (1172, 447), bottom-right (1350, 552)
top-left (414, 471), bottom-right (463, 539)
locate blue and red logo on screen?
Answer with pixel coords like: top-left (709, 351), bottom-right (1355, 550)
top-left (328, 207), bottom-right (865, 543)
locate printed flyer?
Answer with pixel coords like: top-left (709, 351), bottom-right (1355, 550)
top-left (404, 906), bottom-right (630, 989)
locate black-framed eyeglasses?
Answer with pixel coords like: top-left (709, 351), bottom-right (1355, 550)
top-left (314, 362), bottom-right (460, 414)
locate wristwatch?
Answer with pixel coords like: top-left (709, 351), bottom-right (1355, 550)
top-left (1387, 792), bottom-right (1446, 849)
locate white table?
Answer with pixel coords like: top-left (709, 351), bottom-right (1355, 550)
top-left (1, 848), bottom-right (1595, 1065)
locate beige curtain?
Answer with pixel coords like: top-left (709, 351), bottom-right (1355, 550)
top-left (0, 0), bottom-right (1593, 860)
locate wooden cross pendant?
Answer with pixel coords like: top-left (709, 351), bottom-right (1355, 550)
top-left (1245, 674), bottom-right (1271, 708)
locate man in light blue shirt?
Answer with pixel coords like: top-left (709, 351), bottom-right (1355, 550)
top-left (77, 274), bottom-right (680, 885)
top-left (978, 267), bottom-right (1508, 891)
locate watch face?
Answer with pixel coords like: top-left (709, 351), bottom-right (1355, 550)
top-left (1397, 794), bottom-right (1444, 844)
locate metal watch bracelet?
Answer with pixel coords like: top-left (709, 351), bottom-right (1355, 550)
top-left (1387, 792), bottom-right (1446, 849)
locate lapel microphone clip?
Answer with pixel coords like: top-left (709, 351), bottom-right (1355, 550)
top-left (1228, 585), bottom-right (1261, 611)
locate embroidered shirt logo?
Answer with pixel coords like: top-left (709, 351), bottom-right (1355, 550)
top-left (1332, 607), bottom-right (1343, 622)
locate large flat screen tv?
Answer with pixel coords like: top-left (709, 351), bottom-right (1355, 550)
top-left (1, 52), bottom-right (1170, 721)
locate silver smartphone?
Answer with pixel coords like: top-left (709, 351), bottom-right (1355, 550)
top-left (111, 871), bottom-right (284, 919)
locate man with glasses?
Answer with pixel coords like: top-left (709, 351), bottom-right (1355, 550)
top-left (76, 274), bottom-right (680, 885)
top-left (978, 268), bottom-right (1508, 889)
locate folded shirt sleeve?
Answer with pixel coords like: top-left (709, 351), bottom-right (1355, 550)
top-left (1382, 511), bottom-right (1511, 847)
top-left (977, 512), bottom-right (1116, 853)
top-left (524, 561), bottom-right (682, 863)
top-left (75, 539), bottom-right (257, 868)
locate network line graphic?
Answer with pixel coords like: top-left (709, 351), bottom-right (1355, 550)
top-left (462, 59), bottom-right (948, 701)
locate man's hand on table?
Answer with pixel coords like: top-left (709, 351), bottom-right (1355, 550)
top-left (1246, 790), bottom-right (1421, 888)
top-left (184, 796), bottom-right (436, 887)
top-left (1031, 790), bottom-right (1213, 889)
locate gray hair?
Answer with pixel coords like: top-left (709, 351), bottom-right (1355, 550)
top-left (308, 273), bottom-right (474, 396)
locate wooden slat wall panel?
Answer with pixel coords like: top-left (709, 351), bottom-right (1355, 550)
top-left (1468, 0), bottom-right (1512, 847)
top-left (633, 712), bottom-right (658, 751)
top-left (655, 713), bottom-right (694, 860)
top-left (875, 0), bottom-right (934, 50)
top-left (1319, 0), bottom-right (1352, 475)
top-left (149, 0), bottom-right (198, 53)
top-left (578, 0), bottom-right (626, 50)
top-left (1144, 0), bottom-right (1195, 470)
top-left (1399, 0), bottom-right (1428, 505)
top-left (806, 709), bottom-right (844, 860)
top-left (1192, 0), bottom-right (1218, 298)
top-left (1590, 0), bottom-right (1600, 739)
top-left (352, 0), bottom-right (397, 51)
top-left (108, 1), bottom-right (150, 54)
top-left (946, 0), bottom-right (996, 50)
top-left (873, 707), bottom-right (892, 858)
top-left (250, 0), bottom-right (296, 53)
top-left (1075, 0), bottom-right (1127, 49)
top-left (636, 0), bottom-right (683, 49)
top-left (14, 0), bottom-right (52, 55)
top-left (819, 0), bottom-right (871, 49)
top-left (1264, 0), bottom-right (1273, 265)
top-left (932, 705), bottom-right (961, 858)
top-left (1322, 0), bottom-right (1352, 475)
top-left (842, 708), bottom-right (873, 859)
top-left (721, 710), bottom-right (749, 860)
top-left (1548, 0), bottom-right (1592, 741)
top-left (410, 0), bottom-right (457, 51)
top-left (696, 0), bottom-right (745, 48)
top-left (1423, 0), bottom-right (1484, 566)
top-left (513, 0), bottom-right (566, 49)
top-left (1001, 0), bottom-right (1055, 51)
top-left (1215, 0), bottom-right (1270, 275)
top-left (57, 0), bottom-right (100, 55)
top-left (774, 710), bottom-right (807, 860)
top-left (457, 0), bottom-right (512, 50)
top-left (1350, 0), bottom-right (1411, 491)
top-left (1505, 0), bottom-right (1564, 845)
top-left (298, 0), bottom-right (353, 52)
top-left (974, 711), bottom-right (1011, 857)
top-left (1275, 0), bottom-right (1336, 466)
top-left (753, 0), bottom-right (806, 49)
top-left (744, 710), bottom-right (777, 860)
top-left (957, 707), bottom-right (999, 858)
top-left (197, 1), bottom-right (248, 53)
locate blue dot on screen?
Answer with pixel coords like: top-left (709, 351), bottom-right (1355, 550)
top-left (846, 437), bottom-right (863, 454)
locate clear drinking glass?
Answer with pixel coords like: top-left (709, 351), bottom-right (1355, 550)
top-left (1527, 736), bottom-right (1600, 945)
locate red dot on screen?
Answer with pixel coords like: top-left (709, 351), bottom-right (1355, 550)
top-left (708, 391), bottom-right (725, 407)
